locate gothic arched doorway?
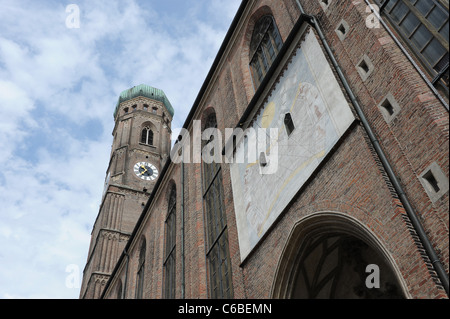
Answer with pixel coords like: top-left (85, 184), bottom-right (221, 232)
top-left (271, 212), bottom-right (409, 299)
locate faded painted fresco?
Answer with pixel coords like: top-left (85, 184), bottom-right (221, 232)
top-left (230, 29), bottom-right (355, 261)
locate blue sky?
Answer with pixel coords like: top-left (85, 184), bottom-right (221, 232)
top-left (0, 0), bottom-right (241, 299)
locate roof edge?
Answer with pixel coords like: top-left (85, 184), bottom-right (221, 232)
top-left (113, 84), bottom-right (174, 118)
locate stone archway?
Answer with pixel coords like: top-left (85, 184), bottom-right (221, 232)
top-left (271, 212), bottom-right (409, 299)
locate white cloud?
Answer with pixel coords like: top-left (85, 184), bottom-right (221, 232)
top-left (0, 80), bottom-right (35, 164)
top-left (0, 0), bottom-right (241, 299)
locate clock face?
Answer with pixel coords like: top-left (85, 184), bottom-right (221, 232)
top-left (134, 162), bottom-right (158, 181)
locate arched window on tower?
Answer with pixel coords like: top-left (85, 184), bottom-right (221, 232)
top-left (164, 183), bottom-right (176, 299)
top-left (249, 15), bottom-right (283, 88)
top-left (136, 239), bottom-right (146, 299)
top-left (141, 127), bottom-right (154, 146)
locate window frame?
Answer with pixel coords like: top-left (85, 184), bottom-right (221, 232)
top-left (249, 15), bottom-right (283, 88)
top-left (201, 112), bottom-right (233, 299)
top-left (378, 0), bottom-right (449, 91)
top-left (141, 127), bottom-right (154, 146)
top-left (163, 184), bottom-right (177, 299)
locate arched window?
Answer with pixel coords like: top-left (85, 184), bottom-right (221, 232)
top-left (271, 213), bottom-right (408, 299)
top-left (164, 183), bottom-right (177, 299)
top-left (202, 111), bottom-right (233, 299)
top-left (292, 234), bottom-right (404, 298)
top-left (249, 15), bottom-right (283, 88)
top-left (141, 127), bottom-right (154, 145)
top-left (136, 239), bottom-right (146, 299)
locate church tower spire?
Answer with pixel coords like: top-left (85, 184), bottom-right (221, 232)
top-left (80, 84), bottom-right (173, 299)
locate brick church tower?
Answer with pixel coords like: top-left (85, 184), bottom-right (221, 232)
top-left (79, 84), bottom-right (173, 299)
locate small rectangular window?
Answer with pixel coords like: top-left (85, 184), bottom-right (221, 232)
top-left (378, 93), bottom-right (401, 123)
top-left (284, 113), bottom-right (295, 136)
top-left (423, 170), bottom-right (440, 193)
top-left (381, 99), bottom-right (394, 116)
top-left (420, 162), bottom-right (449, 203)
top-left (359, 59), bottom-right (370, 74)
top-left (336, 20), bottom-right (350, 41)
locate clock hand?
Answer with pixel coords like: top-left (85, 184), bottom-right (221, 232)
top-left (139, 166), bottom-right (148, 175)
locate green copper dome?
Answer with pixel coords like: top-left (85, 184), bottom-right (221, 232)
top-left (113, 84), bottom-right (174, 118)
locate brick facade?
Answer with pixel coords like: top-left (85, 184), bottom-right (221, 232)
top-left (83, 0), bottom-right (449, 299)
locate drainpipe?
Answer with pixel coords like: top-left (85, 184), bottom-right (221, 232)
top-left (294, 0), bottom-right (449, 296)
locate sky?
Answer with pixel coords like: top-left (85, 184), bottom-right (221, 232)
top-left (0, 0), bottom-right (241, 299)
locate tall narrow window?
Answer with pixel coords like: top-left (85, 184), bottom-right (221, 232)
top-left (250, 15), bottom-right (283, 88)
top-left (117, 280), bottom-right (123, 299)
top-left (136, 239), bottom-right (146, 299)
top-left (377, 0), bottom-right (449, 93)
top-left (141, 127), bottom-right (154, 146)
top-left (202, 112), bottom-right (233, 299)
top-left (164, 184), bottom-right (177, 299)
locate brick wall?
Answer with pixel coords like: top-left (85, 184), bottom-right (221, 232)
top-left (303, 0), bottom-right (448, 277)
top-left (101, 0), bottom-right (448, 299)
